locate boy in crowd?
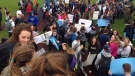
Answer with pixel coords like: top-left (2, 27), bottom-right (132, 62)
top-left (109, 63), bottom-right (131, 76)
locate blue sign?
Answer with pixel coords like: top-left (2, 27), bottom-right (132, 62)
top-left (57, 20), bottom-right (63, 27)
top-left (110, 58), bottom-right (135, 76)
top-left (97, 19), bottom-right (109, 26)
top-left (49, 36), bottom-right (59, 50)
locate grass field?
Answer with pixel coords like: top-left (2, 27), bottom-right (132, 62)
top-left (0, 0), bottom-right (135, 40)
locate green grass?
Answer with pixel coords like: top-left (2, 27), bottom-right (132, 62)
top-left (0, 0), bottom-right (135, 40)
top-left (0, 0), bottom-right (43, 40)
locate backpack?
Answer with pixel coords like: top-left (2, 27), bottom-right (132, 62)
top-left (5, 20), bottom-right (13, 31)
top-left (98, 54), bottom-right (112, 76)
top-left (64, 33), bottom-right (72, 43)
top-left (70, 43), bottom-right (80, 72)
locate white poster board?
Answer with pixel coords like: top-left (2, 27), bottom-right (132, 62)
top-left (78, 19), bottom-right (92, 33)
top-left (82, 52), bottom-right (96, 66)
top-left (75, 24), bottom-right (84, 31)
top-left (92, 11), bottom-right (99, 20)
top-left (68, 14), bottom-right (74, 23)
top-left (35, 48), bottom-right (45, 58)
top-left (34, 34), bottom-right (46, 44)
top-left (65, 0), bottom-right (69, 4)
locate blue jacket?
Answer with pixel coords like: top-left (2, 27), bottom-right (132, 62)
top-left (98, 33), bottom-right (110, 48)
top-left (28, 15), bottom-right (39, 26)
top-left (71, 32), bottom-right (77, 42)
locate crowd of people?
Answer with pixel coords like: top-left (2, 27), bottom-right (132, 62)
top-left (0, 0), bottom-right (135, 76)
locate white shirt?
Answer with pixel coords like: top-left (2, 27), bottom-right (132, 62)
top-left (8, 20), bottom-right (15, 33)
top-left (121, 46), bottom-right (131, 57)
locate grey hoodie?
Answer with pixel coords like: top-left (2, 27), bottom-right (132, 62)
top-left (95, 51), bottom-right (115, 69)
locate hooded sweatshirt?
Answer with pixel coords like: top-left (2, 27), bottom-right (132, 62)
top-left (95, 51), bottom-right (115, 69)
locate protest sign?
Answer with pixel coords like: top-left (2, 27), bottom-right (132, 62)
top-left (35, 48), bottom-right (45, 58)
top-left (34, 34), bottom-right (46, 44)
top-left (110, 58), bottom-right (135, 76)
top-left (68, 14), bottom-right (74, 23)
top-left (97, 19), bottom-right (109, 26)
top-left (92, 11), bottom-right (99, 20)
top-left (57, 20), bottom-right (63, 27)
top-left (78, 19), bottom-right (92, 33)
top-left (49, 36), bottom-right (59, 50)
top-left (75, 24), bottom-right (83, 31)
top-left (82, 52), bottom-right (96, 66)
top-left (65, 0), bottom-right (69, 4)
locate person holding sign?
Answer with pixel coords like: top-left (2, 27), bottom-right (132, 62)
top-left (108, 63), bottom-right (131, 76)
top-left (49, 29), bottom-right (62, 51)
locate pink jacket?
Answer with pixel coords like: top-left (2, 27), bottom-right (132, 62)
top-left (109, 42), bottom-right (118, 58)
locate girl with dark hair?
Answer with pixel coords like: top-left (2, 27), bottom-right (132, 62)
top-left (88, 36), bottom-right (101, 73)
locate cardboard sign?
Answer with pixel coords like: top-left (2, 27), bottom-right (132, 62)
top-left (93, 11), bottom-right (99, 20)
top-left (68, 14), bottom-right (74, 23)
top-left (110, 58), bottom-right (135, 76)
top-left (65, 0), bottom-right (69, 4)
top-left (35, 48), bottom-right (45, 58)
top-left (49, 36), bottom-right (59, 50)
top-left (97, 19), bottom-right (109, 26)
top-left (34, 34), bottom-right (46, 44)
top-left (75, 24), bottom-right (83, 31)
top-left (57, 20), bottom-right (63, 27)
top-left (82, 52), bottom-right (96, 66)
top-left (78, 19), bottom-right (92, 33)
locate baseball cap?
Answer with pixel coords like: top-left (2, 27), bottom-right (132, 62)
top-left (103, 44), bottom-right (111, 53)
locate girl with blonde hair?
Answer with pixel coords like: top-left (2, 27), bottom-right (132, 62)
top-left (121, 37), bottom-right (131, 58)
top-left (107, 35), bottom-right (121, 58)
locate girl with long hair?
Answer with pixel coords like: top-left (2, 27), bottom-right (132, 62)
top-left (62, 43), bottom-right (74, 66)
top-left (0, 45), bottom-right (35, 76)
top-left (121, 37), bottom-right (131, 58)
top-left (108, 35), bottom-right (121, 58)
top-left (26, 52), bottom-right (71, 76)
top-left (0, 24), bottom-right (33, 73)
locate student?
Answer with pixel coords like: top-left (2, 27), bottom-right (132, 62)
top-left (95, 44), bottom-right (114, 76)
top-left (7, 16), bottom-right (15, 38)
top-left (45, 26), bottom-right (52, 45)
top-left (121, 37), bottom-right (131, 58)
top-left (28, 12), bottom-right (39, 27)
top-left (107, 35), bottom-right (120, 58)
top-left (49, 29), bottom-right (62, 51)
top-left (62, 43), bottom-right (74, 66)
top-left (108, 63), bottom-right (131, 76)
top-left (98, 29), bottom-right (110, 50)
top-left (25, 52), bottom-right (71, 76)
top-left (71, 27), bottom-right (77, 42)
top-left (0, 45), bottom-right (36, 76)
top-left (88, 36), bottom-right (101, 73)
top-left (0, 24), bottom-right (33, 73)
top-left (72, 36), bottom-right (83, 60)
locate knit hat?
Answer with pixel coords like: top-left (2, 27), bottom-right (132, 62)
top-left (103, 44), bottom-right (111, 53)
